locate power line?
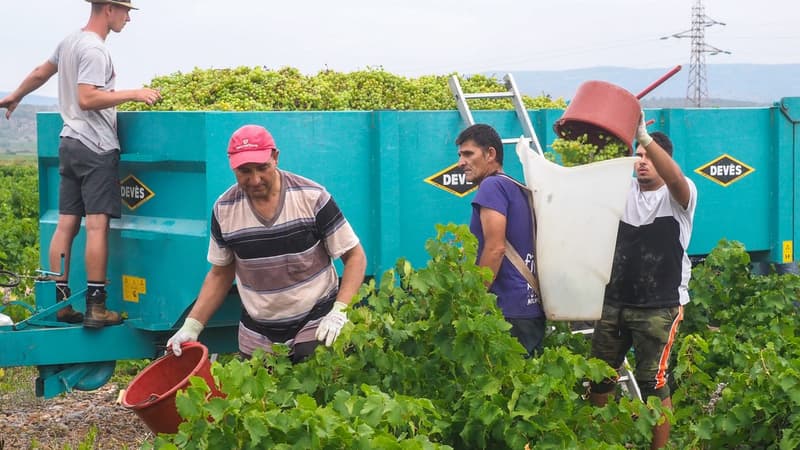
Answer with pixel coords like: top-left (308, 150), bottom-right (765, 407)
top-left (660, 0), bottom-right (730, 107)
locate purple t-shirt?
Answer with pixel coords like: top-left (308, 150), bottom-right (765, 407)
top-left (470, 174), bottom-right (542, 319)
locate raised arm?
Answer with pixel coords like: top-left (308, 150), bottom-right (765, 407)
top-left (636, 116), bottom-right (692, 209)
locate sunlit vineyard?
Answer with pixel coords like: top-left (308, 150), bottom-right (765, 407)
top-left (3, 68), bottom-right (800, 449)
top-left (0, 161), bottom-right (38, 321)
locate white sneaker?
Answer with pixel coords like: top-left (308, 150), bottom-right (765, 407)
top-left (0, 312), bottom-right (13, 326)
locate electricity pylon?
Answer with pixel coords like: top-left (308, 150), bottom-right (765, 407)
top-left (661, 0), bottom-right (731, 107)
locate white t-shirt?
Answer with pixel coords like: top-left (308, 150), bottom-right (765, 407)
top-left (49, 30), bottom-right (119, 154)
top-left (605, 177), bottom-right (698, 307)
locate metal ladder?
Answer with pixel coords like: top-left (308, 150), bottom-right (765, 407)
top-left (448, 73), bottom-right (544, 155)
top-left (572, 327), bottom-right (643, 402)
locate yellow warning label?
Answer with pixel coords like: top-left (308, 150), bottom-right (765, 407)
top-left (783, 241), bottom-right (793, 264)
top-left (122, 275), bottom-right (147, 303)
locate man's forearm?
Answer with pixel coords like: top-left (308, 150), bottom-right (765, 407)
top-left (11, 64), bottom-right (57, 101)
top-left (78, 88), bottom-right (140, 111)
top-left (336, 244), bottom-right (367, 305)
top-left (478, 246), bottom-right (505, 284)
top-left (188, 265), bottom-right (236, 325)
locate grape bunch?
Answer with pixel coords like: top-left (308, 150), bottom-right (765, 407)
top-left (549, 134), bottom-right (628, 167)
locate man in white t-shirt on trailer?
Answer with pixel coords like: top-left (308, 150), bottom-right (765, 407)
top-left (589, 116), bottom-right (698, 449)
top-left (0, 0), bottom-right (161, 327)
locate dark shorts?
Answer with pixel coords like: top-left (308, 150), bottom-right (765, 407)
top-left (589, 303), bottom-right (683, 400)
top-left (58, 137), bottom-right (121, 218)
top-left (507, 316), bottom-right (546, 358)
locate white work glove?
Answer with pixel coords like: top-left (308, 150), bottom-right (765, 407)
top-left (636, 112), bottom-right (653, 147)
top-left (315, 301), bottom-right (348, 347)
top-left (0, 312), bottom-right (13, 326)
top-left (167, 317), bottom-right (204, 356)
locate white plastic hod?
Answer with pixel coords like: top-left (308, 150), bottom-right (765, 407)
top-left (515, 138), bottom-right (638, 321)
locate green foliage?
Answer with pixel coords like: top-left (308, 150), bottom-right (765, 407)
top-left (67, 425), bottom-right (99, 450)
top-left (118, 66), bottom-right (566, 112)
top-left (152, 225), bottom-right (663, 449)
top-left (0, 365), bottom-right (37, 394)
top-left (671, 239), bottom-right (800, 449)
top-left (111, 359), bottom-right (154, 387)
top-left (0, 161), bottom-right (38, 321)
top-left (549, 134), bottom-right (629, 167)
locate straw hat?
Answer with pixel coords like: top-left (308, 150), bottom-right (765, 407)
top-left (85, 0), bottom-right (138, 10)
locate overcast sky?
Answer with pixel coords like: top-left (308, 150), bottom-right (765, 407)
top-left (3, 0), bottom-right (798, 98)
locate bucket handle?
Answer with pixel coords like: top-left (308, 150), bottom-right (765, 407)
top-left (129, 393), bottom-right (161, 408)
top-left (636, 65), bottom-right (682, 99)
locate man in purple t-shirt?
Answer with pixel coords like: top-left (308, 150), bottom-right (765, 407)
top-left (456, 124), bottom-right (545, 357)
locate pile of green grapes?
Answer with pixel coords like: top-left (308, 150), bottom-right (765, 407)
top-left (119, 66), bottom-right (567, 112)
top-left (549, 134), bottom-right (628, 167)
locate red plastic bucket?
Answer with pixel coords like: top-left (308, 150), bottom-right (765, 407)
top-left (553, 80), bottom-right (641, 154)
top-left (122, 342), bottom-right (223, 434)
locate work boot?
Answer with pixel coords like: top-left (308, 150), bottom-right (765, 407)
top-left (55, 285), bottom-right (83, 324)
top-left (83, 291), bottom-right (123, 329)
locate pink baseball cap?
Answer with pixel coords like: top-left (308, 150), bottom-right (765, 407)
top-left (227, 125), bottom-right (277, 169)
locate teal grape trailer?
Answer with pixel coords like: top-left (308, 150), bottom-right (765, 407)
top-left (1, 99), bottom-right (798, 396)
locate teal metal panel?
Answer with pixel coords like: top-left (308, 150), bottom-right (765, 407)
top-left (779, 98), bottom-right (800, 264)
top-left (388, 109), bottom-right (559, 268)
top-left (1, 325), bottom-right (158, 366)
top-left (374, 111), bottom-right (402, 275)
top-left (538, 110), bottom-right (569, 155)
top-left (773, 102), bottom-right (795, 264)
top-left (117, 111), bottom-right (207, 162)
top-left (36, 113), bottom-right (214, 332)
top-left (0, 320), bottom-right (238, 367)
top-left (396, 111), bottom-right (468, 268)
top-left (31, 107), bottom-right (800, 303)
top-left (659, 108), bottom-right (775, 256)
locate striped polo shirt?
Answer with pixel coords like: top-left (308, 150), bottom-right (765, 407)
top-left (208, 170), bottom-right (360, 328)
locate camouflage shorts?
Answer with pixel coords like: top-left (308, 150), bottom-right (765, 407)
top-left (589, 303), bottom-right (684, 400)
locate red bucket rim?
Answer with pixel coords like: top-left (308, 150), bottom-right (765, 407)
top-left (121, 341), bottom-right (210, 410)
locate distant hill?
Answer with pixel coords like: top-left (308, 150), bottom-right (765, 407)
top-left (0, 92), bottom-right (58, 106)
top-left (0, 92), bottom-right (57, 155)
top-left (0, 104), bottom-right (56, 154)
top-left (497, 64), bottom-right (800, 106)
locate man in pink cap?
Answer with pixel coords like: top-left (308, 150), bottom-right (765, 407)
top-left (168, 125), bottom-right (367, 362)
top-left (0, 0), bottom-right (160, 327)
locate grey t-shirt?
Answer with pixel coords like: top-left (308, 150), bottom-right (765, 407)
top-left (49, 30), bottom-right (119, 154)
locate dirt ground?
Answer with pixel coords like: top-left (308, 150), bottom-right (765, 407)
top-left (0, 379), bottom-right (153, 449)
